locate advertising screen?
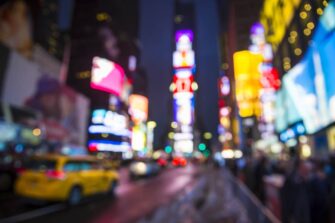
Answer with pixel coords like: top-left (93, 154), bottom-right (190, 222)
top-left (91, 57), bottom-right (125, 96)
top-left (173, 50), bottom-right (195, 68)
top-left (233, 51), bottom-right (263, 117)
top-left (129, 94), bottom-right (148, 124)
top-left (89, 109), bottom-right (130, 137)
top-left (0, 1), bottom-right (33, 58)
top-left (1, 52), bottom-right (89, 145)
top-left (173, 97), bottom-right (194, 125)
top-left (260, 0), bottom-right (301, 50)
top-left (173, 74), bottom-right (194, 95)
top-left (275, 86), bottom-right (301, 133)
top-left (283, 1), bottom-right (335, 134)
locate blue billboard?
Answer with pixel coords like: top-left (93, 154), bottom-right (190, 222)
top-left (283, 1), bottom-right (335, 134)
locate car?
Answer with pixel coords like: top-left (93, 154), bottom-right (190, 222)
top-left (15, 154), bottom-right (119, 205)
top-left (129, 160), bottom-right (160, 179)
top-left (172, 157), bottom-right (187, 167)
top-left (156, 157), bottom-right (168, 168)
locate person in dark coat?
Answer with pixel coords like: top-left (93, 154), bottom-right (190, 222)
top-left (308, 161), bottom-right (329, 223)
top-left (281, 160), bottom-right (312, 223)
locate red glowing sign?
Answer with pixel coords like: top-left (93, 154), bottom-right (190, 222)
top-left (261, 67), bottom-right (281, 90)
top-left (91, 57), bottom-right (125, 96)
top-left (173, 75), bottom-right (194, 94)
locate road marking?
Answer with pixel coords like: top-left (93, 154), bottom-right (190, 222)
top-left (0, 204), bottom-right (65, 223)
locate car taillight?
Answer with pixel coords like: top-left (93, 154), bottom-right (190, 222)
top-left (181, 159), bottom-right (187, 166)
top-left (46, 170), bottom-right (66, 180)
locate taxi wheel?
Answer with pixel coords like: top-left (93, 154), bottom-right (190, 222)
top-left (68, 186), bottom-right (82, 206)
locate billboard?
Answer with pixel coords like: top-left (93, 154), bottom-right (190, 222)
top-left (1, 51), bottom-right (89, 145)
top-left (173, 30), bottom-right (195, 68)
top-left (128, 94), bottom-right (148, 124)
top-left (283, 1), bottom-right (335, 134)
top-left (88, 109), bottom-right (130, 137)
top-left (173, 74), bottom-right (194, 95)
top-left (233, 51), bottom-right (263, 117)
top-left (174, 97), bottom-right (194, 125)
top-left (260, 0), bottom-right (301, 51)
top-left (0, 0), bottom-right (33, 58)
top-left (91, 57), bottom-right (125, 96)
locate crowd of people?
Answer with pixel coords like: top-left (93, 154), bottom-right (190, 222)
top-left (236, 152), bottom-right (335, 223)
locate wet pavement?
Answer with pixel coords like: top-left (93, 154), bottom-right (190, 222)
top-left (0, 165), bottom-right (200, 223)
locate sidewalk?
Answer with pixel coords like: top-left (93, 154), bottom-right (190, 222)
top-left (138, 168), bottom-right (250, 223)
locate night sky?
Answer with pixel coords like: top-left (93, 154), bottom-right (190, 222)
top-left (140, 0), bottom-right (220, 147)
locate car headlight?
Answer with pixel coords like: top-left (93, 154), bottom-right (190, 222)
top-left (130, 162), bottom-right (147, 175)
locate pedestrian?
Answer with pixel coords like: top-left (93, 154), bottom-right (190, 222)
top-left (281, 159), bottom-right (312, 223)
top-left (308, 160), bottom-right (329, 223)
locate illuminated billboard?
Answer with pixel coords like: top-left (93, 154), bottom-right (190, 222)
top-left (91, 57), bottom-right (125, 96)
top-left (173, 30), bottom-right (195, 68)
top-left (233, 51), bottom-right (263, 117)
top-left (88, 140), bottom-right (130, 152)
top-left (173, 74), bottom-right (194, 95)
top-left (173, 50), bottom-right (195, 68)
top-left (131, 124), bottom-right (146, 151)
top-left (88, 109), bottom-right (130, 137)
top-left (283, 1), bottom-right (335, 134)
top-left (174, 97), bottom-right (194, 125)
top-left (260, 0), bottom-right (301, 51)
top-left (129, 94), bottom-right (148, 124)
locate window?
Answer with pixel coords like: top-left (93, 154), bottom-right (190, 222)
top-left (80, 162), bottom-right (92, 171)
top-left (63, 161), bottom-right (81, 171)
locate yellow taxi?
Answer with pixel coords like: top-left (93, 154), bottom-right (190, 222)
top-left (15, 155), bottom-right (119, 205)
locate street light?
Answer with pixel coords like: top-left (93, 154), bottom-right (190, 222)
top-left (204, 132), bottom-right (212, 140)
top-left (147, 121), bottom-right (157, 129)
top-left (171, 122), bottom-right (178, 129)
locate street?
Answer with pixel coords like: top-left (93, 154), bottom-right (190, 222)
top-left (0, 165), bottom-right (200, 223)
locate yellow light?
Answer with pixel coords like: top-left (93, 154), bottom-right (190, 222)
top-left (101, 133), bottom-right (108, 138)
top-left (307, 22), bottom-right (315, 30)
top-left (304, 3), bottom-right (312, 11)
top-left (301, 144), bottom-right (311, 158)
top-left (300, 11), bottom-right (307, 19)
top-left (290, 31), bottom-right (298, 38)
top-left (191, 82), bottom-right (198, 91)
top-left (222, 63), bottom-right (229, 70)
top-left (96, 13), bottom-right (109, 21)
top-left (147, 121), bottom-right (157, 129)
top-left (283, 57), bottom-right (291, 63)
top-left (171, 122), bottom-right (178, 129)
top-left (168, 132), bottom-right (174, 139)
top-left (260, 0), bottom-right (301, 51)
top-left (288, 36), bottom-right (296, 44)
top-left (323, 0), bottom-right (328, 7)
top-left (175, 15), bottom-right (183, 23)
top-left (304, 28), bottom-right (311, 36)
top-left (204, 132), bottom-right (212, 140)
top-left (284, 63), bottom-right (291, 71)
top-left (32, 128), bottom-right (41, 136)
top-left (294, 48), bottom-right (302, 56)
top-left (220, 117), bottom-right (230, 127)
top-left (169, 83), bottom-right (176, 92)
top-left (233, 51), bottom-right (262, 118)
top-left (317, 8), bottom-right (323, 15)
top-left (153, 151), bottom-right (161, 159)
